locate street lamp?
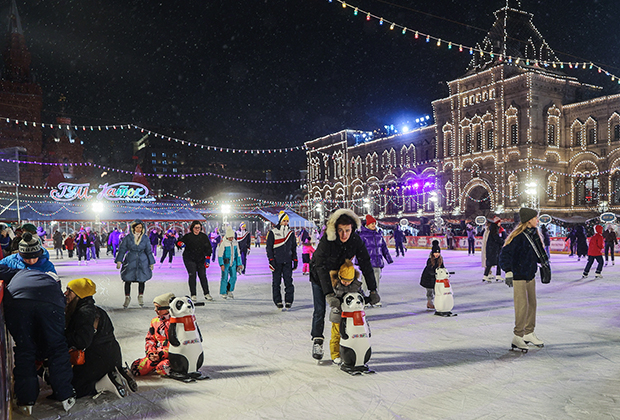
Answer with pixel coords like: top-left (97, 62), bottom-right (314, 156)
top-left (221, 204), bottom-right (231, 226)
top-left (92, 201), bottom-right (104, 231)
top-left (525, 181), bottom-right (538, 209)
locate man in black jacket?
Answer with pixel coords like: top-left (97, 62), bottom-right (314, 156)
top-left (266, 211), bottom-right (298, 309)
top-left (309, 209), bottom-right (380, 360)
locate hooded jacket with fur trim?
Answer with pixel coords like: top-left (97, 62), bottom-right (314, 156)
top-left (310, 209), bottom-right (376, 295)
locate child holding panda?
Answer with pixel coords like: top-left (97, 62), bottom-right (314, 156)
top-left (420, 240), bottom-right (444, 310)
top-left (325, 259), bottom-right (364, 365)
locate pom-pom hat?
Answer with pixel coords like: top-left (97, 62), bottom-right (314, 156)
top-left (225, 227), bottom-right (235, 238)
top-left (431, 239), bottom-right (441, 253)
top-left (338, 259), bottom-right (356, 283)
top-left (67, 278), bottom-right (97, 299)
top-left (278, 211), bottom-right (289, 225)
top-left (19, 232), bottom-right (43, 259)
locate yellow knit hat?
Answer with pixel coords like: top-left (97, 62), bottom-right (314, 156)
top-left (278, 211), bottom-right (289, 224)
top-left (67, 278), bottom-right (97, 299)
top-left (338, 260), bottom-right (356, 283)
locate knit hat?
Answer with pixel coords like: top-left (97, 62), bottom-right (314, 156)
top-left (239, 222), bottom-right (246, 230)
top-left (153, 292), bottom-right (175, 307)
top-left (21, 223), bottom-right (37, 234)
top-left (19, 232), bottom-right (43, 259)
top-left (225, 227), bottom-right (235, 238)
top-left (519, 207), bottom-right (538, 224)
top-left (431, 239), bottom-right (441, 253)
top-left (67, 278), bottom-right (97, 298)
top-left (278, 211), bottom-right (289, 225)
top-left (365, 214), bottom-right (376, 225)
top-left (338, 259), bottom-right (356, 283)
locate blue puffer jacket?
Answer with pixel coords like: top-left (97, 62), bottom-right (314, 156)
top-left (358, 226), bottom-right (393, 268)
top-left (499, 228), bottom-right (543, 280)
top-left (5, 269), bottom-right (65, 308)
top-left (115, 220), bottom-right (155, 283)
top-left (0, 250), bottom-right (56, 274)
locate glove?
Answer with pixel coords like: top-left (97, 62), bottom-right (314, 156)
top-left (116, 262), bottom-right (121, 270)
top-left (505, 272), bottom-right (514, 288)
top-left (292, 259), bottom-right (298, 270)
top-left (325, 293), bottom-right (340, 308)
top-left (236, 265), bottom-right (244, 274)
top-left (176, 241), bottom-right (183, 248)
top-left (205, 259), bottom-right (210, 269)
top-left (369, 290), bottom-right (381, 305)
top-left (269, 259), bottom-right (275, 272)
top-left (247, 249), bottom-right (250, 256)
top-left (149, 265), bottom-right (154, 271)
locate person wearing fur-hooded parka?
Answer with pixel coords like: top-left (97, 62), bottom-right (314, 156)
top-left (115, 220), bottom-right (155, 308)
top-left (309, 209), bottom-right (380, 357)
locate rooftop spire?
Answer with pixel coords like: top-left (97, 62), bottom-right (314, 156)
top-left (3, 0), bottom-right (32, 83)
top-left (7, 0), bottom-right (23, 35)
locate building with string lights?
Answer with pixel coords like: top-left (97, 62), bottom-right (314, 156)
top-left (305, 1), bottom-right (620, 226)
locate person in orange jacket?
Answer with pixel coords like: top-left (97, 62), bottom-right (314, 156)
top-left (582, 225), bottom-right (605, 278)
top-left (131, 293), bottom-right (174, 376)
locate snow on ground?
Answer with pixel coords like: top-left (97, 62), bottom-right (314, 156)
top-left (11, 247), bottom-right (620, 419)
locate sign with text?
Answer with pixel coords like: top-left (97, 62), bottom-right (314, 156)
top-left (475, 215), bottom-right (487, 226)
top-left (50, 182), bottom-right (153, 202)
top-left (600, 212), bottom-right (616, 223)
top-left (538, 214), bottom-right (552, 224)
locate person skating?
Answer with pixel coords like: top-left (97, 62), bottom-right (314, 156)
top-left (159, 230), bottom-right (176, 268)
top-left (254, 229), bottom-right (261, 247)
top-left (209, 228), bottom-right (221, 262)
top-left (235, 222), bottom-right (251, 274)
top-left (64, 278), bottom-right (136, 398)
top-left (582, 225), bottom-right (604, 278)
top-left (483, 220), bottom-right (504, 282)
top-left (64, 233), bottom-right (75, 258)
top-left (301, 238), bottom-right (315, 275)
top-left (309, 208), bottom-right (379, 360)
top-left (391, 225), bottom-right (405, 257)
top-left (53, 230), bottom-right (64, 259)
top-left (131, 292), bottom-right (175, 377)
top-left (358, 214), bottom-right (393, 304)
top-left (115, 220), bottom-right (155, 308)
top-left (499, 208), bottom-right (549, 352)
top-left (108, 227), bottom-right (121, 258)
top-left (466, 224), bottom-right (476, 255)
top-left (540, 224), bottom-right (551, 257)
top-left (149, 228), bottom-right (161, 256)
top-left (575, 225), bottom-right (588, 261)
top-left (420, 240), bottom-right (444, 310)
top-left (603, 225), bottom-right (617, 266)
top-left (2, 266), bottom-right (76, 415)
top-left (76, 229), bottom-right (91, 265)
top-left (266, 211), bottom-right (298, 309)
top-left (218, 227), bottom-right (243, 299)
top-left (178, 220), bottom-right (213, 302)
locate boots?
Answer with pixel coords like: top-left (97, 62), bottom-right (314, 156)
top-left (123, 296), bottom-right (131, 309)
top-left (523, 332), bottom-right (544, 347)
top-left (138, 294), bottom-right (144, 308)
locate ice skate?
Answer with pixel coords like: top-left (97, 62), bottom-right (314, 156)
top-left (227, 291), bottom-right (234, 299)
top-left (496, 275), bottom-right (503, 282)
top-left (123, 296), bottom-right (131, 309)
top-left (78, 260), bottom-right (82, 266)
top-left (276, 302), bottom-right (283, 310)
top-left (191, 295), bottom-right (198, 302)
top-left (220, 294), bottom-right (227, 299)
top-left (312, 338), bottom-right (324, 361)
top-left (511, 335), bottom-right (529, 353)
top-left (95, 370), bottom-right (127, 398)
top-left (118, 364), bottom-right (138, 392)
top-left (485, 275), bottom-right (494, 283)
top-left (204, 294), bottom-right (213, 301)
top-left (613, 261), bottom-right (615, 265)
top-left (426, 300), bottom-right (435, 310)
top-left (15, 405), bottom-right (34, 415)
top-left (332, 357), bottom-right (342, 365)
top-left (61, 396), bottom-right (76, 412)
top-left (595, 273), bottom-right (603, 278)
top-left (582, 274), bottom-right (588, 279)
top-left (138, 294), bottom-right (144, 308)
top-left (285, 302), bottom-right (292, 310)
top-left (523, 332), bottom-right (544, 347)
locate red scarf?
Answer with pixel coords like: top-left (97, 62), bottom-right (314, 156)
top-left (170, 315), bottom-right (196, 331)
top-left (342, 311), bottom-right (365, 326)
top-left (436, 278), bottom-right (451, 288)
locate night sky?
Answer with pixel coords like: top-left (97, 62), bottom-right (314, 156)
top-left (6, 0), bottom-right (620, 182)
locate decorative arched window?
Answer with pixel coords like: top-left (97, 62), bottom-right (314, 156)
top-left (547, 174), bottom-right (558, 202)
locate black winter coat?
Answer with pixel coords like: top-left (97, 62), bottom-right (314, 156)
top-left (310, 232), bottom-right (376, 295)
top-left (179, 232), bottom-right (212, 263)
top-left (499, 228), bottom-right (547, 281)
top-left (485, 228), bottom-right (504, 267)
top-left (420, 257), bottom-right (444, 289)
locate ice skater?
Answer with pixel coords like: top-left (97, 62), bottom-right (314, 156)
top-left (266, 211), bottom-right (298, 309)
top-left (236, 222), bottom-right (250, 274)
top-left (582, 225), bottom-right (604, 278)
top-left (420, 240), bottom-right (444, 310)
top-left (603, 225), bottom-right (617, 266)
top-left (301, 237), bottom-right (315, 275)
top-left (466, 224), bottom-right (476, 255)
top-left (575, 225), bottom-right (588, 261)
top-left (178, 221), bottom-right (214, 302)
top-left (359, 214), bottom-right (393, 304)
top-left (483, 220), bottom-right (504, 282)
top-left (159, 230), bottom-right (176, 268)
top-left (218, 227), bottom-right (243, 299)
top-left (499, 208), bottom-right (549, 352)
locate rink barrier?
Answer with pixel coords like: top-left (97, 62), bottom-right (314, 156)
top-left (0, 281), bottom-right (10, 419)
top-left (384, 236), bottom-right (578, 253)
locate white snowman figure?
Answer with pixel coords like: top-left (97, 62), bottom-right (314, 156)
top-left (433, 267), bottom-right (456, 316)
top-left (168, 296), bottom-right (208, 381)
top-left (339, 292), bottom-right (374, 375)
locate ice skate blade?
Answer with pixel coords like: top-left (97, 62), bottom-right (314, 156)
top-left (525, 342), bottom-right (544, 348)
top-left (434, 311), bottom-right (457, 317)
top-left (510, 344), bottom-right (528, 353)
top-left (188, 371), bottom-right (210, 380)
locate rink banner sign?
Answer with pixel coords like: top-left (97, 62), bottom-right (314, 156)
top-left (474, 216), bottom-right (487, 226)
top-left (538, 214), bottom-right (552, 224)
top-left (600, 212), bottom-right (616, 223)
top-left (50, 182), bottom-right (153, 202)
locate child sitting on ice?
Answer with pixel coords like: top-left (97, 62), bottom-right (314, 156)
top-left (301, 238), bottom-right (315, 275)
top-left (419, 240), bottom-right (444, 310)
top-left (325, 259), bottom-right (364, 365)
top-left (131, 293), bottom-right (175, 376)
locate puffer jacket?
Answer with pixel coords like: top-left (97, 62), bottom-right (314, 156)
top-left (310, 209), bottom-right (376, 295)
top-left (115, 220), bottom-right (155, 283)
top-left (499, 228), bottom-right (547, 280)
top-left (358, 225), bottom-right (393, 268)
top-left (144, 316), bottom-right (171, 360)
top-left (588, 225), bottom-right (604, 256)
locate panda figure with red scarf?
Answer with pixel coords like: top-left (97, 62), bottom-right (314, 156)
top-left (167, 296), bottom-right (209, 381)
top-left (339, 291), bottom-right (374, 375)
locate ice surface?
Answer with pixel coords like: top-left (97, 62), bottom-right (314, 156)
top-left (10, 248), bottom-right (620, 419)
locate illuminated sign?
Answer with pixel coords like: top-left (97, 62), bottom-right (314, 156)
top-left (600, 212), bottom-right (616, 223)
top-left (538, 214), bottom-right (552, 224)
top-left (475, 215), bottom-right (487, 226)
top-left (50, 182), bottom-right (153, 202)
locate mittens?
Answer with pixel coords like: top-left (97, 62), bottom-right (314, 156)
top-left (325, 293), bottom-right (340, 308)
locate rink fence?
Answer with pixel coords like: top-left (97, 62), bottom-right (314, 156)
top-left (0, 281), bottom-right (10, 419)
top-left (385, 236), bottom-right (583, 253)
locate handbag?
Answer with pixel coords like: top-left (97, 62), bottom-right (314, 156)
top-left (524, 231), bottom-right (551, 284)
top-left (69, 348), bottom-right (85, 365)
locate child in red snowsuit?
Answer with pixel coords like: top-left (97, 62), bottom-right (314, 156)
top-left (583, 225), bottom-right (605, 278)
top-left (131, 293), bottom-right (174, 376)
top-left (301, 239), bottom-right (315, 275)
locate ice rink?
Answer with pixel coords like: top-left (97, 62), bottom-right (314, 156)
top-left (9, 246), bottom-right (620, 419)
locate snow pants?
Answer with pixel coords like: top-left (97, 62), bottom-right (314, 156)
top-left (220, 264), bottom-right (238, 294)
top-left (4, 300), bottom-right (74, 405)
top-left (271, 262), bottom-right (294, 305)
top-left (513, 279), bottom-right (536, 337)
top-left (131, 356), bottom-right (170, 376)
top-left (330, 323), bottom-right (341, 360)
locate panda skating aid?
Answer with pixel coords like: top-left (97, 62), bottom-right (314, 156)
top-left (339, 292), bottom-right (374, 375)
top-left (433, 268), bottom-right (457, 317)
top-left (166, 296), bottom-right (210, 381)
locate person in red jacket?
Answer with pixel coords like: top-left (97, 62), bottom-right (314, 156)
top-left (130, 293), bottom-right (174, 376)
top-left (582, 225), bottom-right (605, 278)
